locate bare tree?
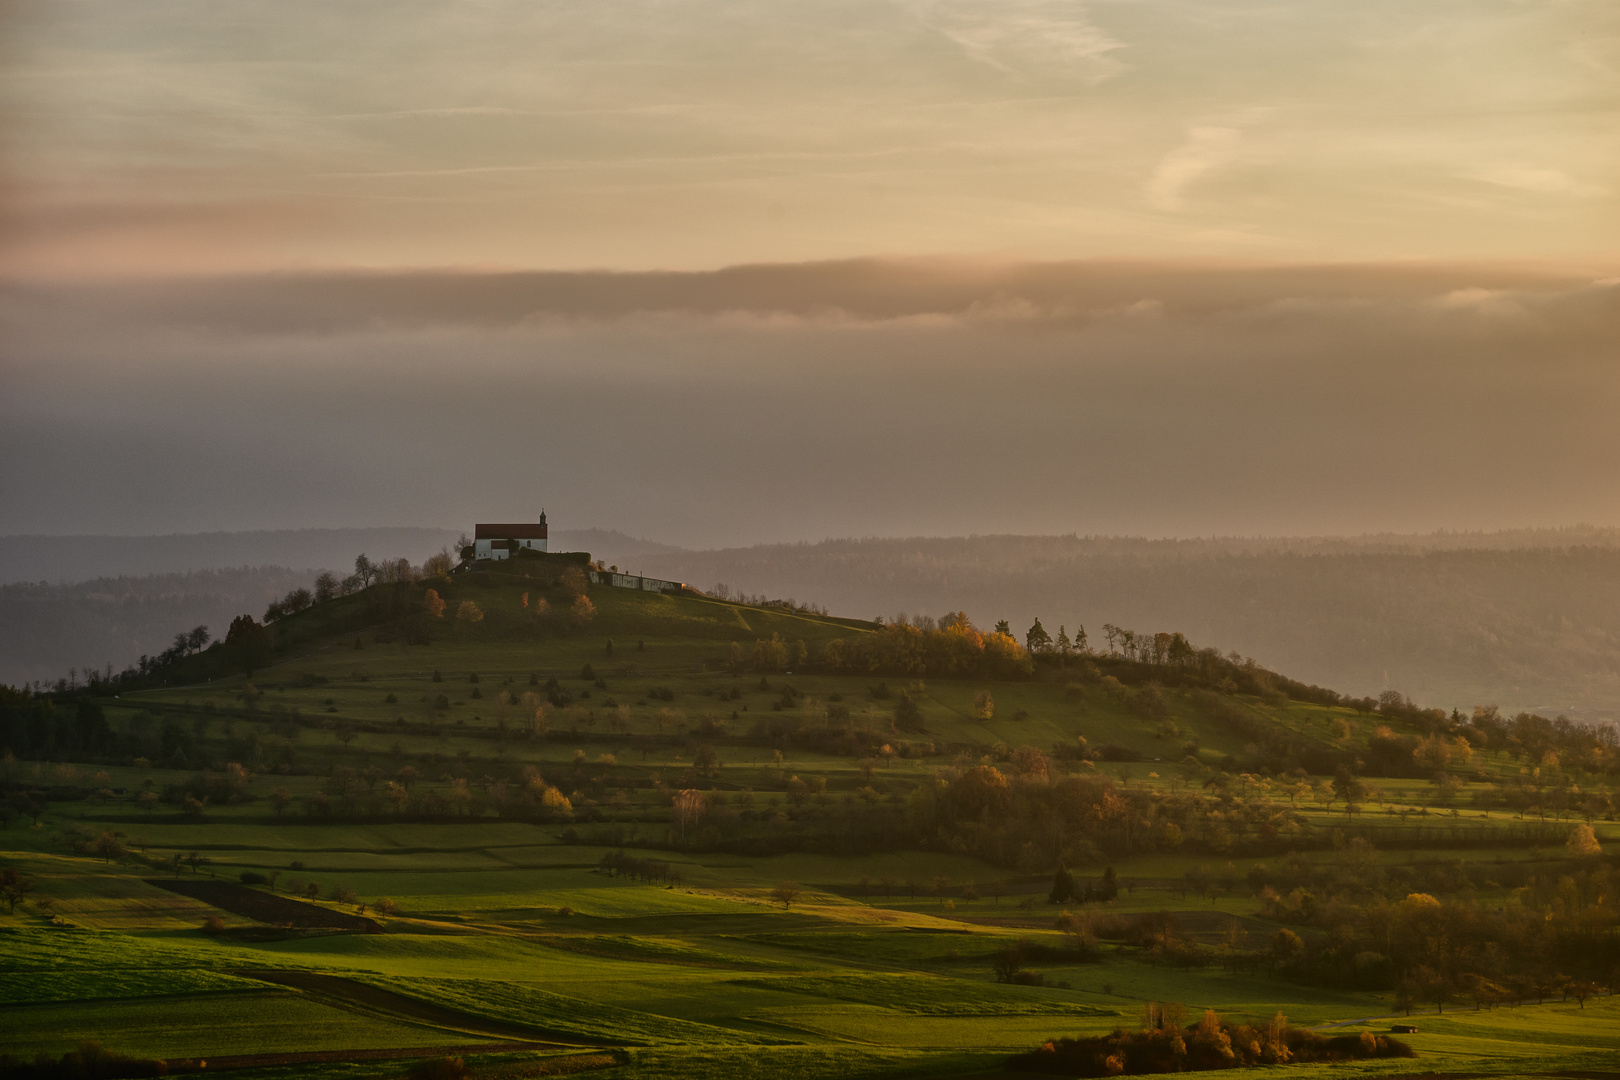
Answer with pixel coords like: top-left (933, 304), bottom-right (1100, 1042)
top-left (770, 882), bottom-right (802, 909)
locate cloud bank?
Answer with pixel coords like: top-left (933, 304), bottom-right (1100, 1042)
top-left (3, 259), bottom-right (1617, 547)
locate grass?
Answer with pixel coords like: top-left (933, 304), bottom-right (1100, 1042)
top-left (4, 575), bottom-right (1617, 1078)
top-left (349, 975), bottom-right (791, 1046)
top-left (726, 973), bottom-right (1115, 1016)
top-left (0, 990), bottom-right (485, 1059)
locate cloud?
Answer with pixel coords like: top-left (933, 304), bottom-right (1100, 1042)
top-left (3, 258), bottom-right (1617, 545)
top-left (1145, 126), bottom-right (1243, 212)
top-left (1475, 167), bottom-right (1607, 198)
top-left (4, 258), bottom-right (1605, 336)
top-left (907, 0), bottom-right (1126, 81)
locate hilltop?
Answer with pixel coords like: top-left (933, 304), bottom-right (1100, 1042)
top-left (0, 529), bottom-right (677, 686)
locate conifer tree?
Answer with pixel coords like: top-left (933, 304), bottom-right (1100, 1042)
top-left (1049, 863), bottom-right (1077, 904)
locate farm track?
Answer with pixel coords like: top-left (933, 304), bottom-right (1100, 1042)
top-left (238, 970), bottom-right (615, 1046)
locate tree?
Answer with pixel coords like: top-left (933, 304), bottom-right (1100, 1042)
top-left (1268, 929), bottom-right (1302, 971)
top-left (972, 690), bottom-right (995, 720)
top-left (170, 623), bottom-right (213, 658)
top-left (267, 588), bottom-right (312, 621)
top-left (423, 548), bottom-right (454, 577)
top-left (456, 600), bottom-right (484, 625)
top-left (314, 571), bottom-right (340, 603)
top-left (1056, 626), bottom-right (1072, 655)
top-left (994, 620), bottom-right (1012, 637)
top-left (1049, 863), bottom-right (1078, 904)
top-left (993, 942), bottom-right (1026, 982)
top-left (424, 589), bottom-right (446, 618)
top-left (559, 566), bottom-right (587, 599)
top-left (1, 867), bottom-right (34, 913)
top-left (92, 830), bottom-right (128, 864)
top-left (1026, 618), bottom-right (1052, 654)
top-left (1332, 766), bottom-right (1368, 818)
top-left (771, 882), bottom-right (802, 909)
top-left (894, 693), bottom-right (924, 732)
top-left (570, 594), bottom-right (597, 627)
top-left (1409, 965), bottom-right (1452, 1014)
top-left (355, 554), bottom-right (376, 587)
top-left (672, 789), bottom-right (706, 838)
top-left (1567, 823), bottom-right (1602, 858)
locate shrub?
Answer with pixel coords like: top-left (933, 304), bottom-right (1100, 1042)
top-left (1009, 1008), bottom-right (1414, 1075)
top-left (6, 1041), bottom-right (171, 1079)
top-left (409, 1057), bottom-right (467, 1080)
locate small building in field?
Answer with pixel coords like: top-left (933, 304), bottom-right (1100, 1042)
top-left (471, 511), bottom-right (548, 561)
top-left (587, 568), bottom-right (683, 595)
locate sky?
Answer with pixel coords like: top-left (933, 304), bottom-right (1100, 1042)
top-left (1, 1), bottom-right (1617, 546)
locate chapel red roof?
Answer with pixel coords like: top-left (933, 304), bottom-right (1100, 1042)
top-left (475, 523), bottom-right (548, 540)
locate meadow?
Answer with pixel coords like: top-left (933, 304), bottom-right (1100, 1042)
top-left (2, 557), bottom-right (1616, 1079)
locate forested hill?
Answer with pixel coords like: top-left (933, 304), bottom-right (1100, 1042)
top-left (626, 533), bottom-right (1620, 719)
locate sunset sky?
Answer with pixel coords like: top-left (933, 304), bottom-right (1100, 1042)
top-left (2, 2), bottom-right (1617, 543)
top-left (4, 0), bottom-right (1614, 273)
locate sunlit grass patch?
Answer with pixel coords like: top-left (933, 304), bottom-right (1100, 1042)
top-left (0, 990), bottom-right (481, 1059)
top-left (728, 973), bottom-right (1113, 1016)
top-left (349, 975), bottom-right (792, 1046)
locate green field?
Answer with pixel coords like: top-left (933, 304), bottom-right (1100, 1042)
top-left (2, 562), bottom-right (1616, 1079)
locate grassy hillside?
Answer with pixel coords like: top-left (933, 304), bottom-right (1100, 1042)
top-left (1, 562), bottom-right (1616, 1080)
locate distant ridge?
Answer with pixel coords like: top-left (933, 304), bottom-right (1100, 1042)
top-left (0, 528), bottom-right (462, 586)
top-left (0, 526), bottom-right (684, 587)
top-left (550, 529), bottom-right (686, 565)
